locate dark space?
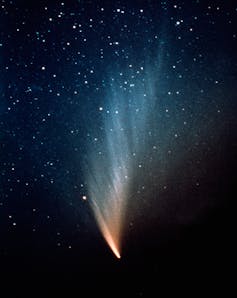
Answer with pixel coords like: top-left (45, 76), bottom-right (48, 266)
top-left (0, 1), bottom-right (236, 296)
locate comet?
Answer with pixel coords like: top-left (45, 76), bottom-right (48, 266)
top-left (85, 67), bottom-right (156, 258)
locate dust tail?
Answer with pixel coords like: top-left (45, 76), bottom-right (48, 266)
top-left (85, 66), bottom-right (156, 258)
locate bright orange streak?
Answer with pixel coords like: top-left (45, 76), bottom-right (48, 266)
top-left (99, 218), bottom-right (121, 259)
top-left (93, 204), bottom-right (121, 259)
top-left (89, 169), bottom-right (127, 259)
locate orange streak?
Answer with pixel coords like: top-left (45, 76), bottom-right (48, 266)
top-left (102, 226), bottom-right (121, 259)
top-left (93, 204), bottom-right (121, 259)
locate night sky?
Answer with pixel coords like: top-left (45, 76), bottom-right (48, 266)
top-left (0, 0), bottom-right (236, 296)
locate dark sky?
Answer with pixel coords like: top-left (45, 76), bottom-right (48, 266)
top-left (0, 0), bottom-right (236, 296)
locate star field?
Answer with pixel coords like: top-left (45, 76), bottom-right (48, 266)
top-left (0, 0), bottom-right (236, 295)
